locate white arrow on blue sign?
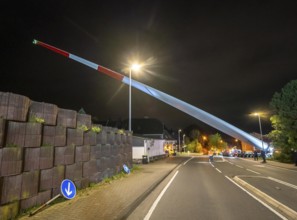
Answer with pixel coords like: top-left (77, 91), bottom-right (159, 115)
top-left (60, 179), bottom-right (76, 199)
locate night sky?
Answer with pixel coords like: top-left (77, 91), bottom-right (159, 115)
top-left (1, 1), bottom-right (297, 135)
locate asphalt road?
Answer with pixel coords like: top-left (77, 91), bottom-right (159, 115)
top-left (128, 156), bottom-right (297, 220)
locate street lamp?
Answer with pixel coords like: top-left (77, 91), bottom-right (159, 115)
top-left (183, 134), bottom-right (186, 153)
top-left (178, 129), bottom-right (181, 152)
top-left (253, 113), bottom-right (264, 150)
top-left (129, 63), bottom-right (141, 132)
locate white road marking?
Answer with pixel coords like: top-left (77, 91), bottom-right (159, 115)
top-left (236, 165), bottom-right (244, 168)
top-left (225, 176), bottom-right (288, 220)
top-left (183, 157), bottom-right (194, 165)
top-left (246, 169), bottom-right (261, 175)
top-left (268, 177), bottom-right (297, 190)
top-left (216, 168), bottom-right (222, 173)
top-left (144, 171), bottom-right (179, 220)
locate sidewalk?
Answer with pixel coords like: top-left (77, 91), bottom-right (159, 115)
top-left (18, 157), bottom-right (186, 220)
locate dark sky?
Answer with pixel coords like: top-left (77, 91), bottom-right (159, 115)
top-left (1, 0), bottom-right (297, 134)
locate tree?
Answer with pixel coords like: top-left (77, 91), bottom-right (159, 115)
top-left (269, 80), bottom-right (297, 162)
top-left (208, 133), bottom-right (227, 152)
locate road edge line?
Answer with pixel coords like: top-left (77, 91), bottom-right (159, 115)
top-left (233, 176), bottom-right (297, 220)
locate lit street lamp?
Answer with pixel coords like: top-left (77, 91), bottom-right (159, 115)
top-left (129, 64), bottom-right (141, 131)
top-left (253, 113), bottom-right (264, 150)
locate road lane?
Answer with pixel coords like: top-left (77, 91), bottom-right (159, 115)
top-left (147, 157), bottom-right (283, 220)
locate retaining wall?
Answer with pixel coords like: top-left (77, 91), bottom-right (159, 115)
top-left (0, 92), bottom-right (132, 219)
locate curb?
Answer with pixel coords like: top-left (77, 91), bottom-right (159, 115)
top-left (233, 176), bottom-right (297, 220)
top-left (119, 159), bottom-right (184, 219)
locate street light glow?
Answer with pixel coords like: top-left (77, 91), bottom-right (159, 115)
top-left (131, 63), bottom-right (141, 71)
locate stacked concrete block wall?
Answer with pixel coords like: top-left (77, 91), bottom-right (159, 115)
top-left (0, 92), bottom-right (132, 219)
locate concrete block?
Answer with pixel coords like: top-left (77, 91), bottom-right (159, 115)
top-left (39, 168), bottom-right (53, 191)
top-left (6, 93), bottom-right (30, 122)
top-left (0, 174), bottom-right (22, 204)
top-left (0, 118), bottom-right (5, 147)
top-left (83, 130), bottom-right (97, 145)
top-left (39, 146), bottom-right (54, 169)
top-left (96, 128), bottom-right (107, 145)
top-left (43, 126), bottom-right (66, 146)
top-left (23, 147), bottom-right (40, 171)
top-left (0, 201), bottom-right (19, 220)
top-left (101, 144), bottom-right (111, 157)
top-left (54, 126), bottom-right (66, 146)
top-left (65, 162), bottom-right (83, 181)
top-left (1, 147), bottom-right (23, 176)
top-left (5, 121), bottom-right (26, 148)
top-left (52, 165), bottom-right (65, 188)
top-left (67, 128), bottom-right (83, 146)
top-left (90, 144), bottom-right (101, 160)
top-left (57, 108), bottom-right (77, 128)
top-left (75, 145), bottom-right (90, 162)
top-left (77, 113), bottom-right (91, 130)
top-left (21, 171), bottom-right (39, 199)
top-left (29, 101), bottom-right (58, 125)
top-left (24, 122), bottom-right (42, 147)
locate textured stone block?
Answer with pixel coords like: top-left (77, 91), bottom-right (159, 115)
top-left (0, 118), bottom-right (5, 147)
top-left (5, 121), bottom-right (26, 147)
top-left (75, 145), bottom-right (90, 162)
top-left (39, 146), bottom-right (54, 169)
top-left (77, 113), bottom-right (91, 130)
top-left (1, 147), bottom-right (23, 176)
top-left (0, 174), bottom-right (22, 204)
top-left (0, 92), bottom-right (9, 119)
top-left (36, 190), bottom-right (51, 206)
top-left (29, 101), bottom-right (58, 125)
top-left (21, 171), bottom-right (39, 199)
top-left (52, 165), bottom-right (65, 188)
top-left (101, 144), bottom-right (111, 157)
top-left (23, 147), bottom-right (40, 171)
top-left (83, 160), bottom-right (98, 178)
top-left (40, 168), bottom-right (53, 191)
top-left (67, 128), bottom-right (83, 145)
top-left (96, 128), bottom-right (107, 145)
top-left (83, 131), bottom-right (97, 145)
top-left (90, 144), bottom-right (101, 160)
top-left (43, 126), bottom-right (66, 146)
top-left (57, 108), bottom-right (77, 128)
top-left (107, 130), bottom-right (115, 145)
top-left (55, 126), bottom-right (66, 146)
top-left (65, 162), bottom-right (83, 181)
top-left (54, 145), bottom-right (75, 166)
top-left (0, 201), bottom-right (19, 220)
top-left (24, 122), bottom-right (42, 147)
top-left (0, 92), bottom-right (30, 122)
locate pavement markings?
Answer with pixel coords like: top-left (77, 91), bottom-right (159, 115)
top-left (144, 171), bottom-right (179, 220)
top-left (268, 177), bottom-right (297, 190)
top-left (225, 176), bottom-right (288, 220)
top-left (246, 169), bottom-right (261, 175)
top-left (236, 165), bottom-right (244, 168)
top-left (215, 168), bottom-right (222, 173)
top-left (183, 157), bottom-right (194, 165)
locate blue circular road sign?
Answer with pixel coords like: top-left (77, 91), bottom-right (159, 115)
top-left (61, 179), bottom-right (76, 199)
top-left (123, 164), bottom-right (130, 174)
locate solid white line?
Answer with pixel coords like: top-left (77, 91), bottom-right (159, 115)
top-left (225, 176), bottom-right (288, 220)
top-left (228, 162), bottom-right (234, 165)
top-left (216, 168), bottom-right (222, 173)
top-left (183, 157), bottom-right (194, 165)
top-left (246, 169), bottom-right (261, 175)
top-left (144, 171), bottom-right (179, 220)
top-left (236, 165), bottom-right (244, 168)
top-left (210, 163), bottom-right (215, 168)
top-left (268, 177), bottom-right (297, 190)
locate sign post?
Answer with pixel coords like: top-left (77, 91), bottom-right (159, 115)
top-left (60, 179), bottom-right (76, 200)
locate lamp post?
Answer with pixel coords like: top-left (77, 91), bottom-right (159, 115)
top-left (253, 113), bottom-right (264, 150)
top-left (183, 134), bottom-right (186, 153)
top-left (129, 64), bottom-right (141, 132)
top-left (178, 129), bottom-right (181, 152)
